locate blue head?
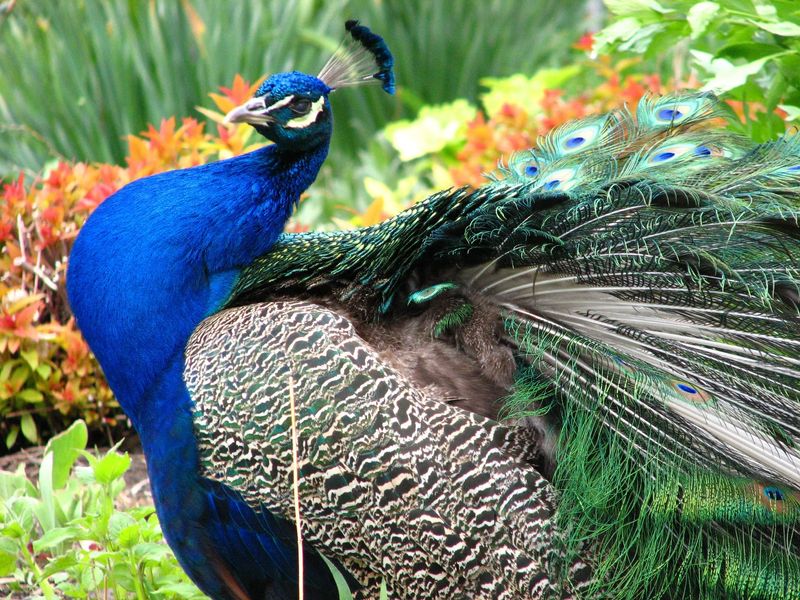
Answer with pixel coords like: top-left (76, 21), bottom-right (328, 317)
top-left (225, 72), bottom-right (333, 152)
top-left (224, 20), bottom-right (394, 152)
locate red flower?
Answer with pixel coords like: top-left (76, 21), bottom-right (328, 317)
top-left (573, 33), bottom-right (594, 52)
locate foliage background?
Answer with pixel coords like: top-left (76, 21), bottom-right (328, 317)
top-left (0, 0), bottom-right (587, 175)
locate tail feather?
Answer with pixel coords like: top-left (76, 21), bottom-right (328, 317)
top-left (223, 92), bottom-right (800, 598)
top-left (457, 93), bottom-right (800, 598)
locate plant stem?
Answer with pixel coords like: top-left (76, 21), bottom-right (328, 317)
top-left (130, 550), bottom-right (147, 600)
top-left (20, 541), bottom-right (56, 599)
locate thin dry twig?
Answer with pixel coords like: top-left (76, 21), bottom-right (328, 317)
top-left (288, 374), bottom-right (304, 600)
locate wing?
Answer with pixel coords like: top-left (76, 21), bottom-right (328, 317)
top-left (184, 301), bottom-right (590, 599)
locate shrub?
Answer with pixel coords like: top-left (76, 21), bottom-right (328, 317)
top-left (593, 0), bottom-right (800, 140)
top-left (0, 421), bottom-right (205, 598)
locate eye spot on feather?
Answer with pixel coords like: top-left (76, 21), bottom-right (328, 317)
top-left (648, 143), bottom-right (705, 166)
top-left (655, 102), bottom-right (695, 124)
top-left (657, 108), bottom-right (684, 121)
top-left (511, 155), bottom-right (541, 180)
top-left (788, 165), bottom-right (800, 172)
top-left (751, 482), bottom-right (800, 515)
top-left (653, 151), bottom-right (675, 162)
top-left (537, 168), bottom-right (576, 192)
top-left (558, 124), bottom-right (601, 154)
top-left (565, 136), bottom-right (585, 149)
top-left (763, 486), bottom-right (785, 502)
top-left (670, 379), bottom-right (713, 405)
top-left (524, 165), bottom-right (539, 176)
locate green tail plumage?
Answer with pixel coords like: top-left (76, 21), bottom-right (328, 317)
top-left (224, 92), bottom-right (800, 598)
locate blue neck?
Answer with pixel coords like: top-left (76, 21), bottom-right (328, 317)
top-left (67, 140), bottom-right (329, 437)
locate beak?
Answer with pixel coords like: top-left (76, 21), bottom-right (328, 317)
top-left (223, 96), bottom-right (275, 126)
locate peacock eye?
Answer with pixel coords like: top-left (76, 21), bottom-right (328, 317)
top-left (291, 99), bottom-right (312, 115)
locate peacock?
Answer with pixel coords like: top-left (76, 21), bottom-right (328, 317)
top-left (66, 19), bottom-right (800, 600)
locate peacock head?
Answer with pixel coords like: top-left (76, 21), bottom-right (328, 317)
top-left (224, 20), bottom-right (394, 152)
top-left (225, 72), bottom-right (333, 150)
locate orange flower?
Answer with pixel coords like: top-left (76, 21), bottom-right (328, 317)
top-left (209, 74), bottom-right (265, 114)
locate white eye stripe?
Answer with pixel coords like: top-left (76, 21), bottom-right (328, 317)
top-left (264, 94), bottom-right (295, 114)
top-left (285, 97), bottom-right (326, 129)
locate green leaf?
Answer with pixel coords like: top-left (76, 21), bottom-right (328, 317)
top-left (717, 42), bottom-right (784, 61)
top-left (1, 522), bottom-right (26, 539)
top-left (117, 524), bottom-right (140, 549)
top-left (776, 53), bottom-right (800, 82)
top-left (751, 20), bottom-right (800, 36)
top-left (156, 582), bottom-right (206, 598)
top-left (133, 541), bottom-right (171, 563)
top-left (108, 512), bottom-right (136, 540)
top-left (32, 525), bottom-right (82, 552)
top-left (604, 0), bottom-right (673, 15)
top-left (5, 425), bottom-right (18, 449)
top-left (73, 465), bottom-right (96, 486)
top-left (39, 553), bottom-right (79, 579)
top-left (687, 2), bottom-right (719, 38)
top-left (480, 65), bottom-right (581, 116)
top-left (383, 100), bottom-right (477, 161)
top-left (36, 364), bottom-right (52, 380)
top-left (321, 553), bottom-right (354, 600)
top-left (380, 578), bottom-right (389, 600)
top-left (90, 450), bottom-right (131, 485)
top-left (9, 365), bottom-right (30, 390)
top-left (16, 388), bottom-right (44, 404)
top-left (592, 17), bottom-right (642, 54)
top-left (618, 23), bottom-right (667, 53)
top-left (7, 497), bottom-right (37, 535)
top-left (20, 413), bottom-right (38, 444)
top-left (44, 420), bottom-right (88, 489)
top-left (55, 582), bottom-right (86, 597)
top-left (36, 451), bottom-right (56, 532)
top-left (0, 360), bottom-right (15, 383)
top-left (79, 564), bottom-right (105, 592)
top-left (0, 469), bottom-right (35, 499)
top-left (0, 537), bottom-right (17, 554)
top-left (0, 549), bottom-right (14, 577)
top-left (764, 70), bottom-right (787, 110)
top-left (129, 505), bottom-right (156, 522)
top-left (754, 3), bottom-right (778, 21)
top-left (692, 50), bottom-right (778, 92)
top-left (110, 561), bottom-right (136, 592)
top-left (20, 349), bottom-right (38, 371)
